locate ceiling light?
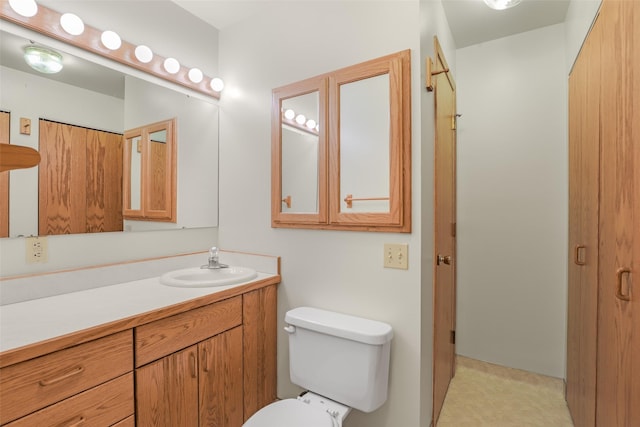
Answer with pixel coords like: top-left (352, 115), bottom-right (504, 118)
top-left (210, 77), bottom-right (225, 92)
top-left (188, 68), bottom-right (203, 83)
top-left (483, 0), bottom-right (522, 10)
top-left (8, 0), bottom-right (38, 17)
top-left (24, 46), bottom-right (63, 74)
top-left (60, 13), bottom-right (84, 35)
top-left (134, 45), bottom-right (153, 63)
top-left (164, 57), bottom-right (180, 74)
top-left (101, 30), bottom-right (122, 50)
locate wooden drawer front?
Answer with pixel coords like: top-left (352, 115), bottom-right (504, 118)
top-left (0, 330), bottom-right (133, 424)
top-left (5, 372), bottom-right (134, 427)
top-left (135, 296), bottom-right (242, 367)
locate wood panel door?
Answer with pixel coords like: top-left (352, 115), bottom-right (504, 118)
top-left (432, 36), bottom-right (457, 425)
top-left (566, 13), bottom-right (601, 427)
top-left (136, 345), bottom-right (199, 427)
top-left (199, 326), bottom-right (243, 427)
top-left (0, 111), bottom-right (9, 237)
top-left (596, 1), bottom-right (640, 425)
top-left (38, 120), bottom-right (87, 235)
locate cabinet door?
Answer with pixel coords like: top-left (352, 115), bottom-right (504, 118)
top-left (136, 345), bottom-right (199, 427)
top-left (199, 326), bottom-right (243, 427)
top-left (566, 13), bottom-right (601, 427)
top-left (596, 1), bottom-right (640, 426)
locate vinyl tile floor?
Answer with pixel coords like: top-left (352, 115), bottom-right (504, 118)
top-left (436, 356), bottom-right (575, 427)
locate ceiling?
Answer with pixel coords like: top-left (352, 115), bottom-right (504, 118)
top-left (172, 0), bottom-right (571, 48)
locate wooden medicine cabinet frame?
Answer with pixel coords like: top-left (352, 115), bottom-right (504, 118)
top-left (123, 118), bottom-right (177, 222)
top-left (271, 49), bottom-right (411, 232)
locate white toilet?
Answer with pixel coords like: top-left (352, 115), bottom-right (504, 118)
top-left (243, 306), bottom-right (394, 427)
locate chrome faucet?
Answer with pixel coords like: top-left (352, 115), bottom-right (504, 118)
top-left (202, 246), bottom-right (228, 269)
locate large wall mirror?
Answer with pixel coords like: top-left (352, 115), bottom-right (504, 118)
top-left (0, 26), bottom-right (219, 238)
top-left (272, 50), bottom-right (411, 232)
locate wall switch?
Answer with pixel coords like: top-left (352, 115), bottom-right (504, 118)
top-left (384, 243), bottom-right (408, 269)
top-left (26, 236), bottom-right (48, 264)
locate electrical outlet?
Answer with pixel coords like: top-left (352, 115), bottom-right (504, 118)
top-left (384, 243), bottom-right (408, 269)
top-left (26, 236), bottom-right (48, 264)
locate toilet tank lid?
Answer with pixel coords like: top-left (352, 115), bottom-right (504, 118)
top-left (285, 307), bottom-right (393, 345)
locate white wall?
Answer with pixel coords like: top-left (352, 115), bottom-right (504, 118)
top-left (0, 1), bottom-right (221, 277)
top-left (218, 2), bottom-right (428, 426)
top-left (455, 23), bottom-right (568, 378)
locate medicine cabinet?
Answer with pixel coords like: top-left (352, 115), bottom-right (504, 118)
top-left (271, 50), bottom-right (411, 232)
top-left (123, 118), bottom-right (176, 222)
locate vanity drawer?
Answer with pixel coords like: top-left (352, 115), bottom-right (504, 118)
top-left (5, 372), bottom-right (134, 427)
top-left (0, 330), bottom-right (133, 424)
top-left (135, 296), bottom-right (242, 367)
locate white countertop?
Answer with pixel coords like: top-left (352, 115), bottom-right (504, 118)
top-left (0, 272), bottom-right (274, 353)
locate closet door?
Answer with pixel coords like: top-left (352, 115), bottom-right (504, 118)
top-left (566, 14), bottom-right (601, 426)
top-left (596, 1), bottom-right (640, 425)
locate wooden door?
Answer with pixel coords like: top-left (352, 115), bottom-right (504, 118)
top-left (0, 111), bottom-right (9, 237)
top-left (136, 345), bottom-right (199, 427)
top-left (596, 1), bottom-right (640, 425)
top-left (566, 13), bottom-right (601, 427)
top-left (432, 36), bottom-right (457, 425)
top-left (199, 327), bottom-right (244, 427)
top-left (86, 129), bottom-right (123, 233)
top-left (38, 120), bottom-right (87, 235)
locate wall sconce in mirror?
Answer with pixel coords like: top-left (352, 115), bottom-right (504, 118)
top-left (1, 0), bottom-right (224, 98)
top-left (23, 45), bottom-right (62, 73)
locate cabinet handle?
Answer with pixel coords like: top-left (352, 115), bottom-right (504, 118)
top-left (58, 416), bottom-right (85, 427)
top-left (189, 352), bottom-right (197, 378)
top-left (202, 347), bottom-right (209, 373)
top-left (574, 245), bottom-right (586, 265)
top-left (616, 268), bottom-right (631, 301)
top-left (39, 366), bottom-right (84, 386)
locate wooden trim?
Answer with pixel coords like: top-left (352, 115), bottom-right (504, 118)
top-left (0, 112), bottom-right (10, 238)
top-left (0, 276), bottom-right (280, 368)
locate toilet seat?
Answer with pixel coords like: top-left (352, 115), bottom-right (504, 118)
top-left (243, 398), bottom-right (336, 427)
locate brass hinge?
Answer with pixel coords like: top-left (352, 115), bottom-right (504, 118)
top-left (451, 222), bottom-right (456, 237)
top-left (451, 116), bottom-right (456, 130)
top-left (450, 330), bottom-right (456, 345)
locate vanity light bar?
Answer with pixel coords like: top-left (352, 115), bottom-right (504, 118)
top-left (1, 1), bottom-right (223, 99)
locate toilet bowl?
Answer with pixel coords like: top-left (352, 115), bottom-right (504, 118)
top-left (242, 307), bottom-right (393, 427)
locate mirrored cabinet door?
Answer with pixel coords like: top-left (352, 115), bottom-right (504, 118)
top-left (271, 76), bottom-right (328, 226)
top-left (123, 118), bottom-right (176, 222)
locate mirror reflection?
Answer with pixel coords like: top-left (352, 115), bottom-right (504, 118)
top-left (339, 73), bottom-right (390, 213)
top-left (281, 91), bottom-right (320, 214)
top-left (0, 30), bottom-right (219, 237)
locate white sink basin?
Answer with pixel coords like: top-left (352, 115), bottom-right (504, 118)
top-left (160, 266), bottom-right (257, 288)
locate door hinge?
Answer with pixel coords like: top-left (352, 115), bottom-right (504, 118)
top-left (451, 116), bottom-right (456, 130)
top-left (451, 222), bottom-right (456, 237)
top-left (450, 330), bottom-right (456, 345)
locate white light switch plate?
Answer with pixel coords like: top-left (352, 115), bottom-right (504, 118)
top-left (384, 243), bottom-right (408, 269)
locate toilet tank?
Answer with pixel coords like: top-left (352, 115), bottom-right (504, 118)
top-left (284, 307), bottom-right (393, 413)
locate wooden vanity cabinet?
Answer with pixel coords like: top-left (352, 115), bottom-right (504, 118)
top-left (0, 330), bottom-right (134, 426)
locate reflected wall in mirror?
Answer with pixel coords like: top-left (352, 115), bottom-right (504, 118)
top-left (123, 118), bottom-right (176, 222)
top-left (0, 29), bottom-right (219, 237)
top-left (272, 50), bottom-right (411, 232)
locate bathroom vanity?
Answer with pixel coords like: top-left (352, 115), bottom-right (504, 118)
top-left (0, 252), bottom-right (279, 426)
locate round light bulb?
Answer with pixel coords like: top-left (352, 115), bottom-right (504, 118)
top-left (306, 119), bottom-right (317, 129)
top-left (210, 77), bottom-right (224, 92)
top-left (295, 114), bottom-right (306, 125)
top-left (483, 0), bottom-right (522, 10)
top-left (188, 68), bottom-right (203, 83)
top-left (163, 58), bottom-right (180, 74)
top-left (9, 0), bottom-right (38, 17)
top-left (284, 109), bottom-right (295, 120)
top-left (60, 13), bottom-right (84, 35)
top-left (134, 45), bottom-right (153, 63)
top-left (101, 30), bottom-right (122, 50)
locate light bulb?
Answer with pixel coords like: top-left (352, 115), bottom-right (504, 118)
top-left (188, 68), bottom-right (203, 83)
top-left (284, 109), bottom-right (295, 120)
top-left (210, 77), bottom-right (225, 92)
top-left (306, 119), bottom-right (317, 129)
top-left (483, 0), bottom-right (522, 10)
top-left (295, 114), bottom-right (306, 125)
top-left (60, 13), bottom-right (84, 35)
top-left (164, 58), bottom-right (180, 74)
top-left (101, 30), bottom-right (122, 50)
top-left (8, 0), bottom-right (37, 17)
top-left (135, 45), bottom-right (153, 63)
